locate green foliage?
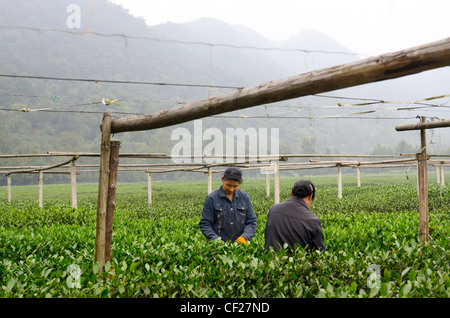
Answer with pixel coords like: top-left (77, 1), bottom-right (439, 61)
top-left (0, 179), bottom-right (449, 298)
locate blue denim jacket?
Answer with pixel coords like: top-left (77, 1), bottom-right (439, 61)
top-left (199, 186), bottom-right (257, 242)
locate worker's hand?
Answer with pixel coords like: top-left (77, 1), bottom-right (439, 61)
top-left (236, 236), bottom-right (247, 245)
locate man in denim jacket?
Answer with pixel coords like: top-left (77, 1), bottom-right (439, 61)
top-left (199, 166), bottom-right (257, 244)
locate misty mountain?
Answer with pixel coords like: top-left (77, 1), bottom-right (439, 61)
top-left (269, 29), bottom-right (359, 74)
top-left (0, 0), bottom-right (449, 185)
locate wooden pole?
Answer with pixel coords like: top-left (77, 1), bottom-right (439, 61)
top-left (395, 117), bottom-right (450, 244)
top-left (395, 118), bottom-right (450, 131)
top-left (357, 166), bottom-right (361, 187)
top-left (70, 160), bottom-right (77, 209)
top-left (38, 170), bottom-right (43, 208)
top-left (147, 172), bottom-right (152, 205)
top-left (207, 167), bottom-right (212, 194)
top-left (274, 161), bottom-right (280, 204)
top-left (266, 171), bottom-right (270, 197)
top-left (436, 166), bottom-right (440, 184)
top-left (416, 167), bottom-right (420, 198)
top-left (5, 157), bottom-right (79, 176)
top-left (111, 38), bottom-right (450, 134)
top-left (105, 140), bottom-right (120, 263)
top-left (337, 165), bottom-right (343, 199)
top-left (417, 117), bottom-right (429, 244)
top-left (95, 112), bottom-right (112, 272)
top-left (7, 174), bottom-right (11, 203)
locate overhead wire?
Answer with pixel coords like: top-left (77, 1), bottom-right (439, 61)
top-left (0, 92), bottom-right (449, 120)
top-left (0, 25), bottom-right (448, 121)
top-left (0, 24), bottom-right (368, 57)
top-left (0, 74), bottom-right (242, 90)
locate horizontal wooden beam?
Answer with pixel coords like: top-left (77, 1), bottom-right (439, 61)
top-left (111, 37), bottom-right (450, 133)
top-left (395, 119), bottom-right (450, 131)
top-left (5, 156), bottom-right (79, 176)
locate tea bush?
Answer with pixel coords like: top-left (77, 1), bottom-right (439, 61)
top-left (0, 179), bottom-right (449, 298)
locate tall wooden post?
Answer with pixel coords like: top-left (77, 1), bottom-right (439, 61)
top-left (7, 174), bottom-right (11, 203)
top-left (70, 160), bottom-right (77, 209)
top-left (357, 166), bottom-right (361, 187)
top-left (274, 161), bottom-right (280, 204)
top-left (436, 166), bottom-right (440, 184)
top-left (147, 172), bottom-right (152, 205)
top-left (38, 170), bottom-right (44, 208)
top-left (95, 112), bottom-right (112, 272)
top-left (439, 162), bottom-right (445, 199)
top-left (105, 140), bottom-right (120, 263)
top-left (337, 164), bottom-right (343, 199)
top-left (395, 117), bottom-right (450, 244)
top-left (417, 117), bottom-right (429, 244)
top-left (207, 167), bottom-right (212, 194)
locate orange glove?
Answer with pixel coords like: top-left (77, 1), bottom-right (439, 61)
top-left (236, 236), bottom-right (247, 245)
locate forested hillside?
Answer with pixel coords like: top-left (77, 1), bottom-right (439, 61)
top-left (1, 0), bottom-right (449, 185)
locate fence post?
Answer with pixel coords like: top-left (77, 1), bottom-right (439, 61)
top-left (417, 117), bottom-right (429, 244)
top-left (147, 172), bottom-right (152, 205)
top-left (207, 167), bottom-right (212, 194)
top-left (7, 174), bottom-right (12, 203)
top-left (357, 166), bottom-right (361, 187)
top-left (70, 160), bottom-right (77, 208)
top-left (337, 164), bottom-right (343, 199)
top-left (38, 170), bottom-right (44, 208)
top-left (436, 166), bottom-right (440, 184)
top-left (274, 160), bottom-right (280, 204)
top-left (105, 140), bottom-right (120, 263)
top-left (95, 112), bottom-right (112, 272)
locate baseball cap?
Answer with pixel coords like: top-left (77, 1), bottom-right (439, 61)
top-left (223, 166), bottom-right (242, 183)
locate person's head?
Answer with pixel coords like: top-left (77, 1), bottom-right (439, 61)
top-left (222, 166), bottom-right (242, 195)
top-left (291, 179), bottom-right (315, 207)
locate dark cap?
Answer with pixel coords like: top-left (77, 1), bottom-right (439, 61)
top-left (223, 166), bottom-right (242, 183)
top-left (292, 179), bottom-right (315, 200)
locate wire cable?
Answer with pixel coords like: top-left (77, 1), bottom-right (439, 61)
top-left (0, 24), bottom-right (367, 57)
top-left (0, 74), bottom-right (242, 89)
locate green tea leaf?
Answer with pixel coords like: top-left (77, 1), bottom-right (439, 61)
top-left (444, 274), bottom-right (450, 288)
top-left (400, 282), bottom-right (412, 297)
top-left (130, 262), bottom-right (140, 272)
top-left (401, 267), bottom-right (411, 277)
top-left (380, 282), bottom-right (388, 297)
top-left (104, 261), bottom-right (111, 273)
top-left (383, 269), bottom-right (391, 281)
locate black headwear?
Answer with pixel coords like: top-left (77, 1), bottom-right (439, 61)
top-left (223, 166), bottom-right (242, 183)
top-left (292, 180), bottom-right (315, 200)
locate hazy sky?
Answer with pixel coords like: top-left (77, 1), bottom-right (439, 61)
top-left (110, 0), bottom-right (449, 56)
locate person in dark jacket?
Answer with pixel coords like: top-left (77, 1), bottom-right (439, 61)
top-left (264, 179), bottom-right (325, 254)
top-left (199, 166), bottom-right (257, 244)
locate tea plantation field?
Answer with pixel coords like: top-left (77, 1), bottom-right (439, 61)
top-left (0, 176), bottom-right (449, 298)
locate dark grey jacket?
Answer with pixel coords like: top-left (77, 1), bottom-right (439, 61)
top-left (264, 196), bottom-right (325, 254)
